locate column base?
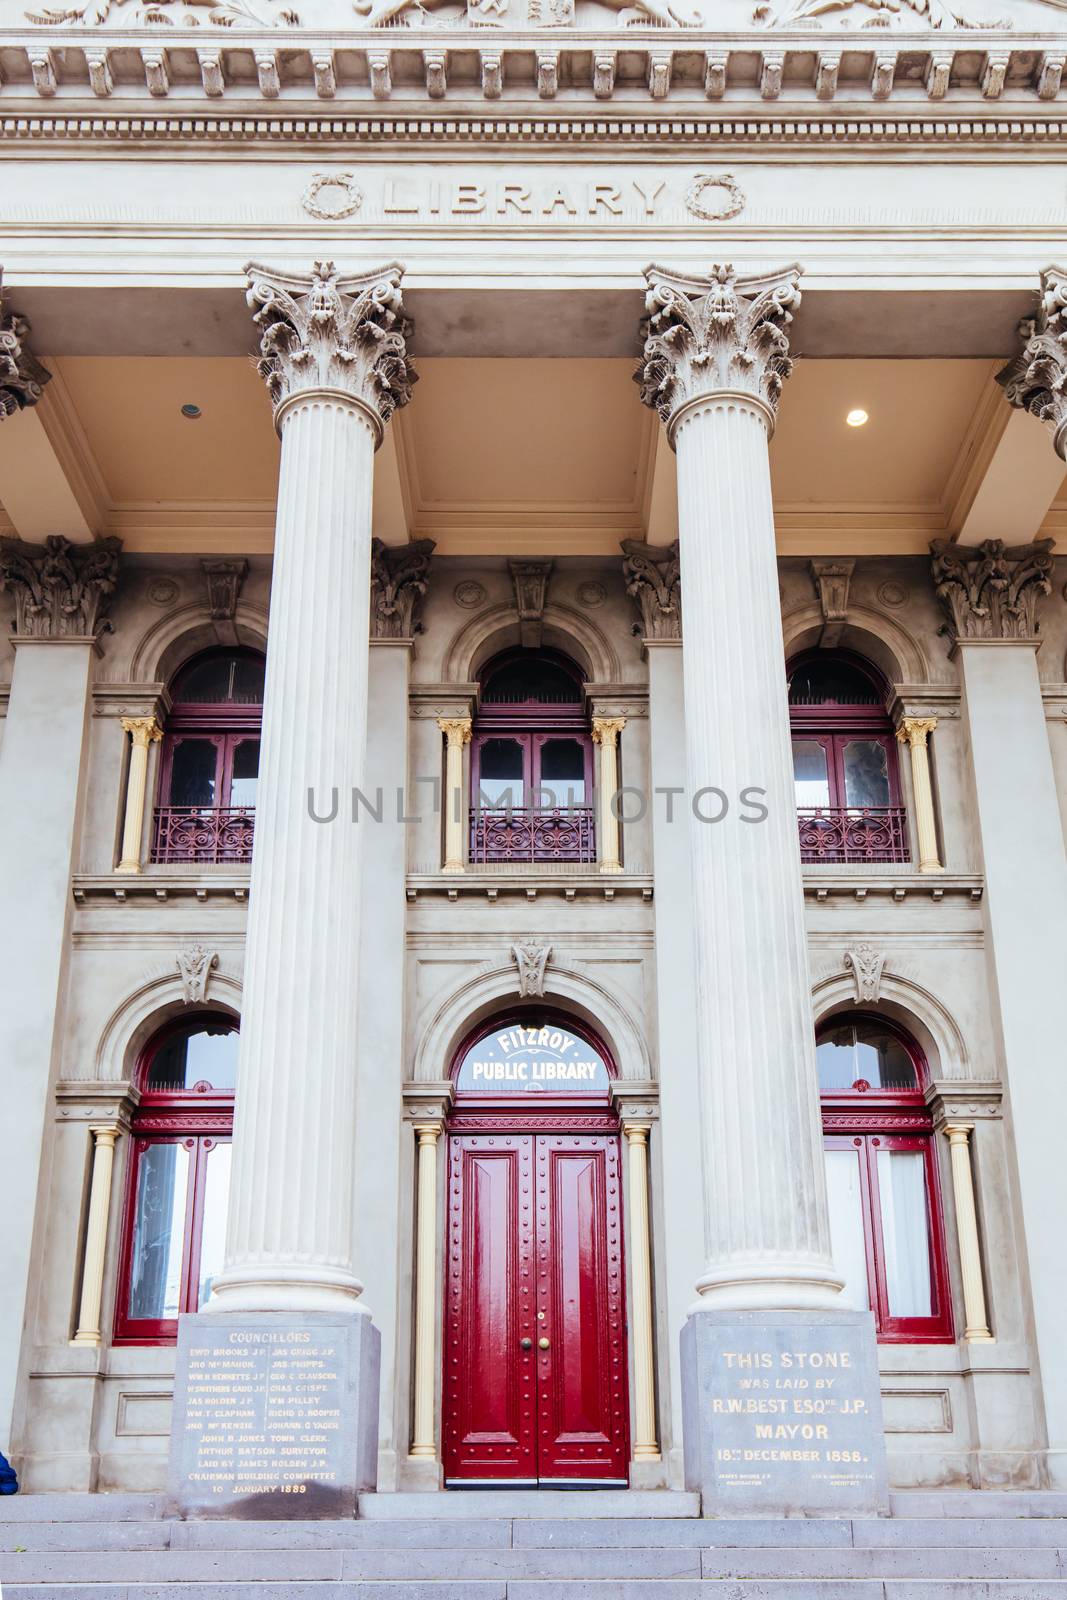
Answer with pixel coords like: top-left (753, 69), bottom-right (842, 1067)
top-left (681, 1308), bottom-right (888, 1518)
top-left (167, 1311), bottom-right (380, 1519)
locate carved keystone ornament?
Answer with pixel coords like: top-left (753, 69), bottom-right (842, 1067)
top-left (511, 940), bottom-right (552, 997)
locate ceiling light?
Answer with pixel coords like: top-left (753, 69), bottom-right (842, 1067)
top-left (845, 408), bottom-right (869, 428)
top-left (180, 403), bottom-right (202, 420)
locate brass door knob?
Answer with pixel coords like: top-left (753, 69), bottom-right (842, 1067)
top-left (538, 1337), bottom-right (551, 1350)
top-left (520, 1337), bottom-right (533, 1351)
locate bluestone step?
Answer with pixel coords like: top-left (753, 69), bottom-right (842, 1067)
top-left (358, 1490), bottom-right (700, 1519)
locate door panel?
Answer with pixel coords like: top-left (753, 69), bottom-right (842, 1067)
top-left (444, 1136), bottom-right (536, 1482)
top-left (537, 1136), bottom-right (629, 1481)
top-left (443, 1129), bottom-right (628, 1484)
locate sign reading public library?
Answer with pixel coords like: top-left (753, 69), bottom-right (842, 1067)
top-left (456, 1021), bottom-right (611, 1094)
top-left (682, 1310), bottom-right (889, 1516)
top-left (168, 1312), bottom-right (379, 1518)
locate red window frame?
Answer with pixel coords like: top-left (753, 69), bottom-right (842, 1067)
top-left (157, 648), bottom-right (264, 813)
top-left (819, 1012), bottom-right (954, 1344)
top-left (788, 650), bottom-right (902, 812)
top-left (113, 1016), bottom-right (236, 1346)
top-left (472, 649), bottom-right (593, 807)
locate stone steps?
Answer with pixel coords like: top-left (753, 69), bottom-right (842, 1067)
top-left (4, 1491), bottom-right (1067, 1596)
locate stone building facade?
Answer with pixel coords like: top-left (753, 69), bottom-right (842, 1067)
top-left (2, 0), bottom-right (1067, 1514)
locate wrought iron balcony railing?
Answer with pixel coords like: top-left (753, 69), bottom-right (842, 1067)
top-left (152, 806), bottom-right (255, 865)
top-left (797, 806), bottom-right (909, 865)
top-left (469, 805), bottom-right (596, 865)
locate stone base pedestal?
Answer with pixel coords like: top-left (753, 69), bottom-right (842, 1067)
top-left (167, 1311), bottom-right (380, 1519)
top-left (681, 1309), bottom-right (888, 1517)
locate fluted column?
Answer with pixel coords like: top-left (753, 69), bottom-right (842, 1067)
top-left (896, 716), bottom-right (943, 873)
top-left (637, 264), bottom-right (840, 1311)
top-left (942, 1123), bottom-right (993, 1343)
top-left (209, 260), bottom-right (415, 1315)
top-left (592, 715), bottom-right (625, 874)
top-left (117, 717), bottom-right (162, 873)
top-left (409, 1122), bottom-right (442, 1459)
top-left (437, 717), bottom-right (471, 874)
top-left (71, 1126), bottom-right (120, 1346)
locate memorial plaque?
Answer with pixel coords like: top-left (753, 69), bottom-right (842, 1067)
top-left (681, 1309), bottom-right (889, 1517)
top-left (167, 1311), bottom-right (379, 1518)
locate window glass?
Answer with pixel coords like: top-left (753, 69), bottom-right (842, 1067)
top-left (842, 740), bottom-right (891, 809)
top-left (789, 659), bottom-right (881, 706)
top-left (197, 1143), bottom-right (232, 1309)
top-left (128, 1142), bottom-right (190, 1321)
top-left (792, 740), bottom-right (831, 808)
top-left (230, 739), bottom-right (260, 808)
top-left (173, 652), bottom-right (264, 705)
top-left (146, 1025), bottom-right (239, 1092)
top-left (816, 1020), bottom-right (917, 1092)
top-left (168, 740), bottom-right (218, 808)
top-left (540, 738), bottom-right (586, 806)
top-left (478, 738), bottom-right (525, 808)
top-left (877, 1149), bottom-right (933, 1318)
top-left (481, 658), bottom-right (581, 704)
top-left (824, 1148), bottom-right (871, 1311)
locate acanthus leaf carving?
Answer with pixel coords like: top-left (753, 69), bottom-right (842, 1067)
top-left (0, 534), bottom-right (121, 640)
top-left (843, 944), bottom-right (886, 1005)
top-left (620, 539), bottom-right (681, 640)
top-left (755, 0), bottom-right (1009, 28)
top-left (511, 939), bottom-right (552, 997)
top-left (371, 537), bottom-right (435, 639)
top-left (176, 943), bottom-right (219, 1005)
top-left (0, 284), bottom-right (50, 421)
top-left (636, 262), bottom-right (802, 437)
top-left (202, 557), bottom-right (247, 622)
top-left (246, 258), bottom-right (416, 435)
top-left (998, 266), bottom-right (1067, 461)
top-left (930, 536), bottom-right (1055, 641)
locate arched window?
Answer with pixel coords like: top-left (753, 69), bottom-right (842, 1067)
top-left (470, 650), bottom-right (594, 864)
top-left (789, 650), bottom-right (907, 864)
top-left (114, 1015), bottom-right (237, 1342)
top-left (818, 1011), bottom-right (953, 1342)
top-left (152, 648), bottom-right (264, 863)
top-left (452, 1010), bottom-right (614, 1101)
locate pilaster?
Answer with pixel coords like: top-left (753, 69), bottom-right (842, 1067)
top-left (0, 533), bottom-right (120, 1462)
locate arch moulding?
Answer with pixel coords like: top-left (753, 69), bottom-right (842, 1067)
top-left (128, 601), bottom-right (270, 687)
top-left (411, 961), bottom-right (651, 1086)
top-left (782, 600), bottom-right (931, 687)
top-left (441, 601), bottom-right (621, 687)
top-left (812, 970), bottom-right (972, 1082)
top-left (90, 966), bottom-right (243, 1086)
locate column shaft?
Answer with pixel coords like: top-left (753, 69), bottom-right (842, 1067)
top-left (71, 1126), bottom-right (120, 1346)
top-left (410, 1125), bottom-right (441, 1459)
top-left (897, 717), bottom-right (942, 873)
top-left (117, 718), bottom-right (161, 874)
top-left (625, 1122), bottom-right (659, 1462)
top-left (213, 394), bottom-right (377, 1313)
top-left (437, 719), bottom-right (470, 874)
top-left (673, 394), bottom-right (838, 1308)
top-left (942, 1123), bottom-right (992, 1343)
top-left (593, 717), bottom-right (625, 874)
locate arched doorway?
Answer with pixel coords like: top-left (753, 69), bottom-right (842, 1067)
top-left (442, 1011), bottom-right (630, 1486)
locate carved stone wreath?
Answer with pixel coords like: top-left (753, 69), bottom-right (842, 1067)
top-left (684, 172), bottom-right (746, 223)
top-left (301, 171), bottom-right (364, 222)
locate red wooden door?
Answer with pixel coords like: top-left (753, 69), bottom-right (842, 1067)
top-left (443, 1130), bottom-right (629, 1484)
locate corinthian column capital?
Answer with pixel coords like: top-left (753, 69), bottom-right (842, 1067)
top-left (245, 258), bottom-right (416, 443)
top-left (636, 262), bottom-right (802, 444)
top-left (0, 534), bottom-right (121, 640)
top-left (371, 537), bottom-right (435, 639)
top-left (997, 266), bottom-right (1067, 461)
top-left (930, 537), bottom-right (1055, 643)
top-left (0, 283), bottom-right (50, 420)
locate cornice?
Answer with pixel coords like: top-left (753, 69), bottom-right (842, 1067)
top-left (2, 28), bottom-right (1067, 127)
